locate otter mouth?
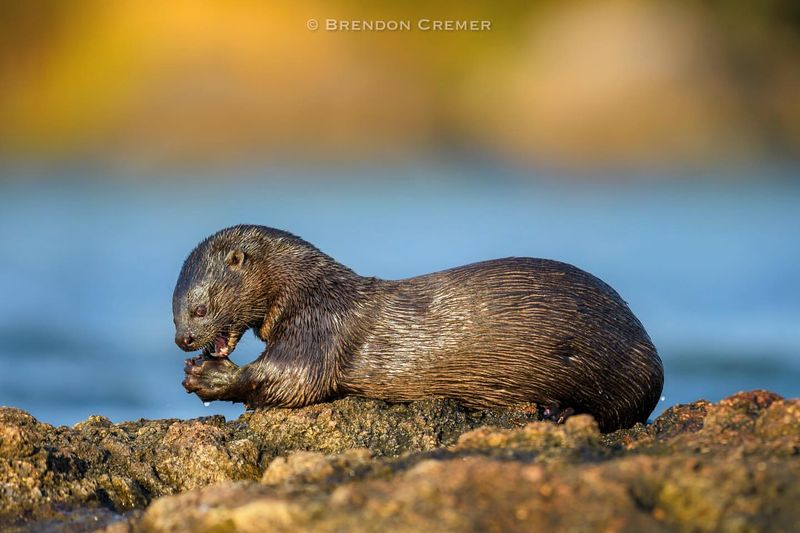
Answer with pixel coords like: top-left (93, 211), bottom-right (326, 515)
top-left (202, 329), bottom-right (243, 358)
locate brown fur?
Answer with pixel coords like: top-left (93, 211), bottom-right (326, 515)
top-left (174, 225), bottom-right (664, 432)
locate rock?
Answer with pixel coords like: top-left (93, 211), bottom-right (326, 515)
top-left (261, 449), bottom-right (374, 487)
top-left (243, 398), bottom-right (540, 456)
top-left (1, 391), bottom-right (799, 531)
top-left (0, 397), bottom-right (537, 528)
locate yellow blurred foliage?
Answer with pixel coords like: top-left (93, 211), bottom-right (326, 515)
top-left (0, 0), bottom-right (798, 169)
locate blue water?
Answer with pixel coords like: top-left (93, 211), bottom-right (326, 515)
top-left (1, 166), bottom-right (798, 426)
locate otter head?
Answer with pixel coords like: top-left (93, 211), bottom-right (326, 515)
top-left (172, 227), bottom-right (267, 358)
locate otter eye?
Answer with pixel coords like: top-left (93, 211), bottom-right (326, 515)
top-left (194, 305), bottom-right (207, 317)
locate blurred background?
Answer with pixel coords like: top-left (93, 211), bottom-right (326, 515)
top-left (0, 0), bottom-right (798, 426)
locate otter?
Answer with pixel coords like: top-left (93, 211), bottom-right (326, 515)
top-left (173, 225), bottom-right (663, 432)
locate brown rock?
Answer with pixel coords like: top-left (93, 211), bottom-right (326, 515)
top-left (3, 391), bottom-right (799, 531)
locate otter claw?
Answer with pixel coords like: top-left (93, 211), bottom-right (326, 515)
top-left (543, 402), bottom-right (575, 425)
top-left (183, 356), bottom-right (206, 375)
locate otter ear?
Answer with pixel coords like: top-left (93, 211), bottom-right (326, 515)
top-left (225, 249), bottom-right (246, 269)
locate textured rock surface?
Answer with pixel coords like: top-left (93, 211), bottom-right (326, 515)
top-left (0, 397), bottom-right (537, 528)
top-left (2, 391), bottom-right (799, 532)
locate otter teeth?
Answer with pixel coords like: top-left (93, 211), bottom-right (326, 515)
top-left (213, 335), bottom-right (230, 357)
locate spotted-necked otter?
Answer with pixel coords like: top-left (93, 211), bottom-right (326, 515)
top-left (173, 225), bottom-right (663, 432)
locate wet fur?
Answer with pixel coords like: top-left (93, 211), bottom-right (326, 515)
top-left (174, 225), bottom-right (664, 432)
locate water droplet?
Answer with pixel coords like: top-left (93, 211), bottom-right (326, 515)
top-left (660, 396), bottom-right (666, 402)
top-left (203, 402), bottom-right (210, 407)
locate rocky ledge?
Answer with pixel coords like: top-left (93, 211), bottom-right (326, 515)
top-left (1, 391), bottom-right (798, 532)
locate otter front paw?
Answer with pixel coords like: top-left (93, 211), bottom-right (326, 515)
top-left (183, 355), bottom-right (241, 402)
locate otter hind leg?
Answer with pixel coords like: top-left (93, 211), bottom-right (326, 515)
top-left (542, 401), bottom-right (575, 425)
top-left (183, 355), bottom-right (244, 403)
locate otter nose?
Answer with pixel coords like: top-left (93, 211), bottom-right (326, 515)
top-left (175, 332), bottom-right (194, 350)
